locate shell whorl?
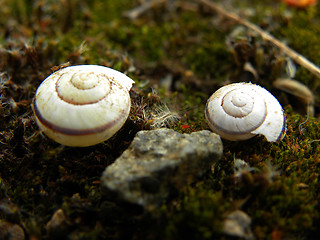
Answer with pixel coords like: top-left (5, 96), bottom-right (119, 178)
top-left (55, 70), bottom-right (112, 105)
top-left (205, 82), bottom-right (286, 142)
top-left (33, 65), bottom-right (134, 147)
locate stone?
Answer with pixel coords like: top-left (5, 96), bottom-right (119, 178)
top-left (223, 210), bottom-right (254, 239)
top-left (46, 208), bottom-right (68, 236)
top-left (101, 128), bottom-right (223, 207)
top-left (0, 221), bottom-right (25, 240)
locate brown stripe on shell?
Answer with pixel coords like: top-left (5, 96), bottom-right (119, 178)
top-left (32, 97), bottom-right (129, 136)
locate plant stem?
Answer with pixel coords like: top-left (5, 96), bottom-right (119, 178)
top-left (198, 0), bottom-right (320, 79)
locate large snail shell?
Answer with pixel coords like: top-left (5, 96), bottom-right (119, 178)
top-left (205, 82), bottom-right (286, 142)
top-left (32, 65), bottom-right (134, 147)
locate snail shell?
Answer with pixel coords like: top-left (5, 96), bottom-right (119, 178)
top-left (273, 78), bottom-right (314, 117)
top-left (32, 65), bottom-right (134, 147)
top-left (205, 82), bottom-right (286, 142)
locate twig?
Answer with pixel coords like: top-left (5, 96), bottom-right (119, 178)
top-left (198, 0), bottom-right (320, 79)
top-left (123, 0), bottom-right (167, 20)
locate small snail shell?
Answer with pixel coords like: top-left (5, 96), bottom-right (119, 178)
top-left (273, 78), bottom-right (314, 117)
top-left (273, 78), bottom-right (314, 105)
top-left (205, 82), bottom-right (286, 142)
top-left (32, 65), bottom-right (134, 147)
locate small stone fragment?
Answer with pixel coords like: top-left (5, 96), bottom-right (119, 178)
top-left (101, 128), bottom-right (223, 207)
top-left (46, 208), bottom-right (68, 236)
top-left (0, 200), bottom-right (21, 222)
top-left (223, 210), bottom-right (253, 239)
top-left (0, 221), bottom-right (25, 240)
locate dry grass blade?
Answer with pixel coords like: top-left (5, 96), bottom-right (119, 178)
top-left (123, 0), bottom-right (168, 20)
top-left (198, 0), bottom-right (320, 79)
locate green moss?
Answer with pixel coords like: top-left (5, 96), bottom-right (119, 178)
top-left (165, 189), bottom-right (229, 240)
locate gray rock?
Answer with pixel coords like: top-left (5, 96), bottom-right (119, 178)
top-left (101, 128), bottom-right (223, 207)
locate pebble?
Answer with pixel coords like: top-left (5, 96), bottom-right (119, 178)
top-left (46, 208), bottom-right (68, 236)
top-left (0, 221), bottom-right (25, 240)
top-left (223, 210), bottom-right (254, 239)
top-left (101, 128), bottom-right (223, 207)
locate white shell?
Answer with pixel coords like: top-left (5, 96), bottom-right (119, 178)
top-left (205, 82), bottom-right (286, 142)
top-left (32, 65), bottom-right (134, 147)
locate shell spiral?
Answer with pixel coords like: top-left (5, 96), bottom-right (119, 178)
top-left (32, 65), bottom-right (134, 147)
top-left (205, 82), bottom-right (286, 142)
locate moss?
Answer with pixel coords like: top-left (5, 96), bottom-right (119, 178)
top-left (164, 189), bottom-right (229, 240)
top-left (274, 7), bottom-right (320, 88)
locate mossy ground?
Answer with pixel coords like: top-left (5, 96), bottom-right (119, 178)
top-left (1, 0), bottom-right (320, 239)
